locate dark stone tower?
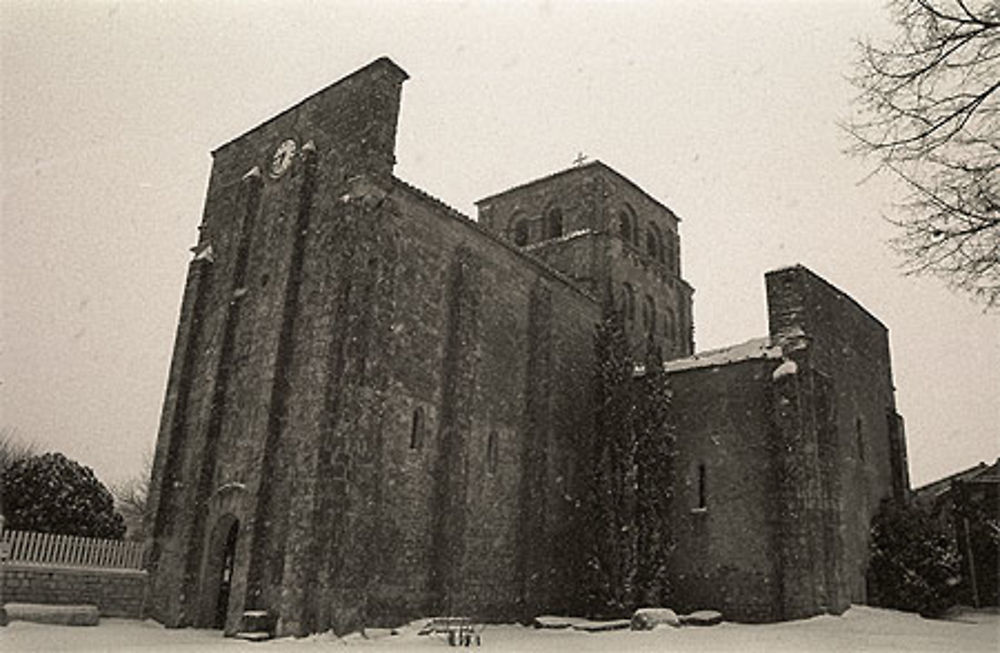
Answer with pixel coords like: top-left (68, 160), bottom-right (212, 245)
top-left (145, 58), bottom-right (410, 635)
top-left (146, 57), bottom-right (601, 637)
top-left (765, 265), bottom-right (908, 616)
top-left (476, 162), bottom-right (695, 359)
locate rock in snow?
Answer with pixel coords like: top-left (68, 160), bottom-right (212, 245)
top-left (681, 609), bottom-right (724, 626)
top-left (533, 615), bottom-right (580, 629)
top-left (772, 359), bottom-right (798, 380)
top-left (572, 619), bottom-right (631, 632)
top-left (533, 615), bottom-right (632, 631)
top-left (3, 603), bottom-right (99, 627)
top-left (631, 607), bottom-right (681, 630)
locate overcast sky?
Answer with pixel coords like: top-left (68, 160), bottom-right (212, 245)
top-left (2, 1), bottom-right (997, 490)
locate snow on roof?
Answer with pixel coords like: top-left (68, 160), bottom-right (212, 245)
top-left (523, 229), bottom-right (594, 251)
top-left (664, 336), bottom-right (783, 373)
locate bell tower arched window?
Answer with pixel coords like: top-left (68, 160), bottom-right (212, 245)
top-left (618, 205), bottom-right (638, 246)
top-left (664, 307), bottom-right (676, 343)
top-left (643, 295), bottom-right (656, 333)
top-left (513, 219), bottom-right (529, 246)
top-left (622, 283), bottom-right (636, 322)
top-left (646, 223), bottom-right (661, 260)
top-left (664, 231), bottom-right (675, 272)
top-left (546, 207), bottom-right (563, 239)
top-left (618, 210), bottom-right (632, 243)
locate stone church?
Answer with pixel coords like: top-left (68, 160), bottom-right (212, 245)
top-left (145, 58), bottom-right (910, 637)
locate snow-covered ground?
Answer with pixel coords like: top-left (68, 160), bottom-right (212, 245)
top-left (2, 606), bottom-right (997, 653)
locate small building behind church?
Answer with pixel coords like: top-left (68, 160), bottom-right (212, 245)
top-left (144, 58), bottom-right (909, 637)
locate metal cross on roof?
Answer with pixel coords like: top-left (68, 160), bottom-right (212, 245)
top-left (572, 152), bottom-right (589, 166)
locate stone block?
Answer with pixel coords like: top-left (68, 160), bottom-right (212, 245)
top-left (571, 618), bottom-right (631, 632)
top-left (680, 610), bottom-right (723, 626)
top-left (630, 607), bottom-right (680, 630)
top-left (4, 602), bottom-right (100, 626)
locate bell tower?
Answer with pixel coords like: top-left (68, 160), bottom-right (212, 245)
top-left (476, 160), bottom-right (694, 358)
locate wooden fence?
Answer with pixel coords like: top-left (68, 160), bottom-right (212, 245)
top-left (1, 529), bottom-right (144, 570)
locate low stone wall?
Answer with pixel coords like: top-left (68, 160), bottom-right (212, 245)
top-left (1, 564), bottom-right (148, 618)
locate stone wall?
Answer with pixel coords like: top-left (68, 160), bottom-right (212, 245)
top-left (147, 56), bottom-right (600, 637)
top-left (383, 181), bottom-right (598, 622)
top-left (667, 357), bottom-right (784, 622)
top-left (2, 564), bottom-right (147, 618)
top-left (663, 265), bottom-right (908, 622)
top-left (766, 265), bottom-right (907, 608)
top-left (770, 364), bottom-right (841, 618)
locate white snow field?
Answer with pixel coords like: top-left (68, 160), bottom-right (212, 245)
top-left (2, 606), bottom-right (997, 653)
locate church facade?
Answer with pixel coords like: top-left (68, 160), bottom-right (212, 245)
top-left (145, 58), bottom-right (909, 636)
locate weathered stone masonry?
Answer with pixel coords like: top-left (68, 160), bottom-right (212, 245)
top-left (664, 266), bottom-right (907, 621)
top-left (146, 57), bottom-right (908, 636)
top-left (2, 565), bottom-right (147, 618)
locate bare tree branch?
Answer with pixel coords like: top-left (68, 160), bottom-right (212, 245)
top-left (848, 0), bottom-right (1000, 308)
top-left (0, 426), bottom-right (38, 473)
top-left (111, 452), bottom-right (153, 542)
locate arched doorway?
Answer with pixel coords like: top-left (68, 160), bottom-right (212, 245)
top-left (214, 519), bottom-right (239, 629)
top-left (202, 514), bottom-right (240, 630)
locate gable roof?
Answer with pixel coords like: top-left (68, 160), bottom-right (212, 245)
top-left (664, 336), bottom-right (783, 373)
top-left (390, 176), bottom-right (596, 302)
top-left (475, 160), bottom-right (681, 223)
top-left (914, 459), bottom-right (1000, 500)
top-left (213, 57), bottom-right (409, 155)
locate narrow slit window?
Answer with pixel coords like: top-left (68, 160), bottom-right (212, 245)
top-left (487, 430), bottom-right (499, 475)
top-left (855, 416), bottom-right (865, 462)
top-left (410, 407), bottom-right (424, 450)
top-left (698, 463), bottom-right (707, 509)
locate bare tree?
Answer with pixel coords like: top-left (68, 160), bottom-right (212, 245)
top-left (848, 0), bottom-right (1000, 307)
top-left (111, 453), bottom-right (153, 542)
top-left (0, 426), bottom-right (37, 474)
top-left (1, 427), bottom-right (38, 527)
